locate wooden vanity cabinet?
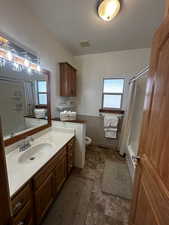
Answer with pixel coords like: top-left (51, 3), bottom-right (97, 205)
top-left (60, 62), bottom-right (76, 97)
top-left (11, 137), bottom-right (75, 225)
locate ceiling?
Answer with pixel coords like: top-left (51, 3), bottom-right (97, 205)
top-left (24, 0), bottom-right (165, 56)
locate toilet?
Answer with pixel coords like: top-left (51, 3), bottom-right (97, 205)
top-left (85, 136), bottom-right (92, 146)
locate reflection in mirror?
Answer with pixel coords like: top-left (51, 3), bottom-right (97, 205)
top-left (0, 67), bottom-right (48, 140)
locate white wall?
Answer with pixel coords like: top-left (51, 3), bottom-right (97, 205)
top-left (0, 0), bottom-right (75, 117)
top-left (74, 48), bottom-right (150, 116)
top-left (0, 0), bottom-right (151, 118)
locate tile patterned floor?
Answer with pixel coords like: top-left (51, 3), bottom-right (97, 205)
top-left (43, 146), bottom-right (131, 225)
top-left (74, 146), bottom-right (130, 225)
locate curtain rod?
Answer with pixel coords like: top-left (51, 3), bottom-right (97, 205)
top-left (130, 65), bottom-right (149, 83)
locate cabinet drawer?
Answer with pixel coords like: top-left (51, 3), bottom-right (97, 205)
top-left (12, 183), bottom-right (32, 216)
top-left (13, 201), bottom-right (33, 225)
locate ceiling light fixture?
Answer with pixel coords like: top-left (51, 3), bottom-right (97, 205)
top-left (97, 0), bottom-right (120, 22)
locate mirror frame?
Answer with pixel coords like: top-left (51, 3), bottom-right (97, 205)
top-left (4, 69), bottom-right (52, 147)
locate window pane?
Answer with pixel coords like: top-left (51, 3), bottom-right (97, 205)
top-left (103, 94), bottom-right (122, 109)
top-left (37, 81), bottom-right (47, 92)
top-left (103, 79), bottom-right (124, 93)
top-left (39, 94), bottom-right (47, 105)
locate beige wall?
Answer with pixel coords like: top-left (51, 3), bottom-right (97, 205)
top-left (0, 0), bottom-right (75, 117)
top-left (75, 48), bottom-right (150, 116)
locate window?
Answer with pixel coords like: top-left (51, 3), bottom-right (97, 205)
top-left (37, 80), bottom-right (47, 105)
top-left (102, 78), bottom-right (124, 109)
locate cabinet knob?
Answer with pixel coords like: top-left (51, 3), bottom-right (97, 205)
top-left (18, 221), bottom-right (24, 225)
top-left (14, 201), bottom-right (22, 211)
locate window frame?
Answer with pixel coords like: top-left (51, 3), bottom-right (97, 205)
top-left (36, 80), bottom-right (48, 105)
top-left (102, 78), bottom-right (125, 110)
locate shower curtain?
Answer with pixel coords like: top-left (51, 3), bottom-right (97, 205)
top-left (127, 76), bottom-right (147, 155)
top-left (24, 81), bottom-right (35, 116)
top-left (119, 73), bottom-right (148, 156)
top-left (119, 81), bottom-right (137, 156)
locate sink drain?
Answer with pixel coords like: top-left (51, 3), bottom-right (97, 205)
top-left (30, 157), bottom-right (35, 161)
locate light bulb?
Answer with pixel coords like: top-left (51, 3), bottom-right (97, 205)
top-left (6, 51), bottom-right (13, 61)
top-left (13, 62), bottom-right (19, 70)
top-left (27, 67), bottom-right (32, 74)
top-left (98, 0), bottom-right (120, 21)
top-left (24, 59), bottom-right (30, 67)
top-left (37, 65), bottom-right (41, 72)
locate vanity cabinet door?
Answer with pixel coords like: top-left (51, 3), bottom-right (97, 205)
top-left (67, 138), bottom-right (75, 176)
top-left (12, 183), bottom-right (32, 217)
top-left (60, 62), bottom-right (76, 97)
top-left (54, 154), bottom-right (67, 195)
top-left (13, 201), bottom-right (34, 225)
top-left (34, 173), bottom-right (54, 225)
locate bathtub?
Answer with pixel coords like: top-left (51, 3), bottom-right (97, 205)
top-left (126, 144), bottom-right (137, 183)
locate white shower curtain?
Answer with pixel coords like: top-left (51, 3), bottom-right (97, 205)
top-left (24, 81), bottom-right (35, 116)
top-left (119, 81), bottom-right (137, 155)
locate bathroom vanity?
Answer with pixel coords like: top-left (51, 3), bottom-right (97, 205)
top-left (6, 128), bottom-right (75, 225)
top-left (0, 36), bottom-right (84, 225)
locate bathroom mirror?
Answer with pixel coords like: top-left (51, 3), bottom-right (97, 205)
top-left (0, 67), bottom-right (51, 146)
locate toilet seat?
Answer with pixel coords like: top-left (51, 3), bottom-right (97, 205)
top-left (85, 136), bottom-right (92, 146)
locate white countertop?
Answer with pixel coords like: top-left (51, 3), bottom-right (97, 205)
top-left (6, 127), bottom-right (75, 197)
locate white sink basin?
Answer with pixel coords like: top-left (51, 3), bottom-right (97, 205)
top-left (18, 143), bottom-right (53, 164)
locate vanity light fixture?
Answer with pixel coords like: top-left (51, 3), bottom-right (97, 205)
top-left (97, 0), bottom-right (120, 21)
top-left (0, 35), bottom-right (41, 73)
top-left (0, 36), bottom-right (8, 44)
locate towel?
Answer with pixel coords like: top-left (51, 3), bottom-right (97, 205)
top-left (103, 114), bottom-right (119, 139)
top-left (104, 128), bottom-right (118, 139)
top-left (104, 115), bottom-right (119, 127)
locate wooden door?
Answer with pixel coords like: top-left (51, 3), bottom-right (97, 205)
top-left (0, 119), bottom-right (12, 225)
top-left (165, 0), bottom-right (169, 18)
top-left (129, 15), bottom-right (169, 225)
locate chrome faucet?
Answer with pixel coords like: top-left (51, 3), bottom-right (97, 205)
top-left (18, 137), bottom-right (34, 152)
